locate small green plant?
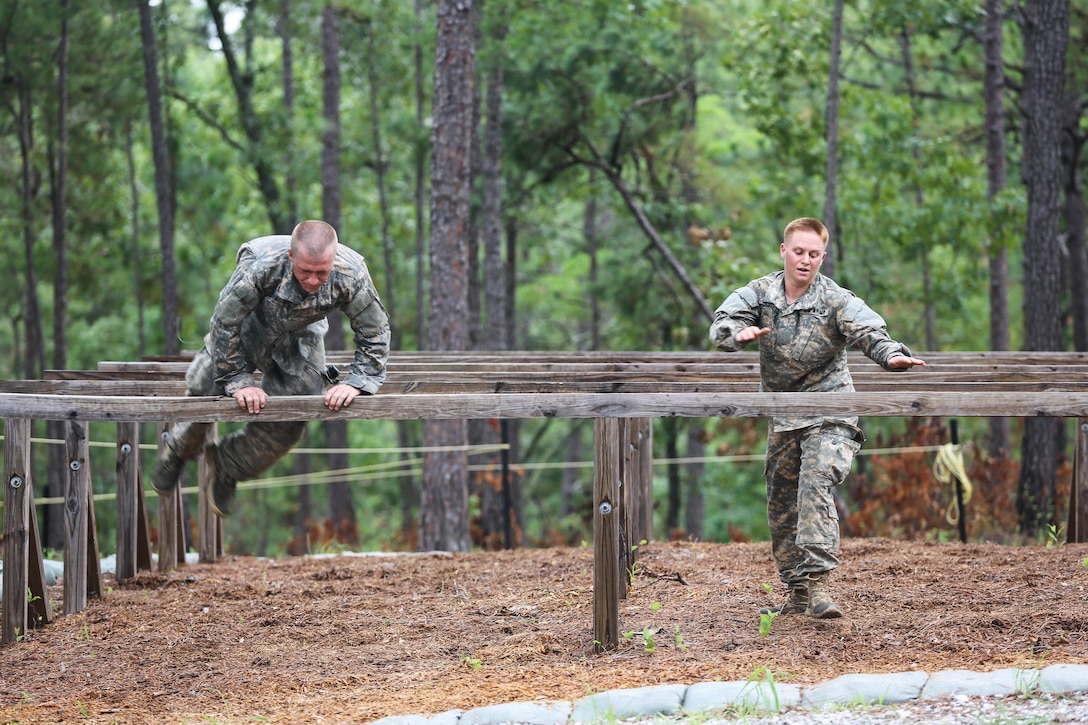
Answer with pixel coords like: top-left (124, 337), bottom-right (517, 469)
top-left (761, 582), bottom-right (774, 595)
top-left (649, 601), bottom-right (661, 612)
top-left (741, 666), bottom-right (783, 714)
top-left (1013, 667), bottom-right (1042, 696)
top-left (1045, 524), bottom-right (1066, 548)
top-left (1082, 557), bottom-right (1088, 568)
top-left (623, 628), bottom-right (657, 652)
top-left (673, 625), bottom-right (686, 651)
top-left (758, 610), bottom-right (778, 637)
top-left (461, 654), bottom-right (482, 670)
top-left (76, 619), bottom-right (92, 641)
top-left (641, 627), bottom-right (656, 652)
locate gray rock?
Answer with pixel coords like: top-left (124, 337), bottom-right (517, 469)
top-left (802, 671), bottom-right (928, 708)
top-left (570, 684), bottom-right (687, 723)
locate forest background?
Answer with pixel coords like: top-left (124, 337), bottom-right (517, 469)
top-left (2, 0), bottom-right (1087, 559)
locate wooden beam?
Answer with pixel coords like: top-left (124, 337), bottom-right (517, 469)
top-left (63, 421), bottom-right (90, 615)
top-left (114, 423), bottom-right (140, 580)
top-left (3, 418), bottom-right (31, 645)
top-left (593, 418), bottom-right (621, 652)
top-left (8, 391), bottom-right (1088, 423)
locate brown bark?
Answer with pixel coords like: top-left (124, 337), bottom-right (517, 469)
top-left (320, 4), bottom-right (356, 546)
top-left (137, 0), bottom-right (179, 356)
top-left (822, 0), bottom-right (844, 278)
top-left (984, 0), bottom-right (1011, 460)
top-left (1017, 0), bottom-right (1070, 535)
top-left (421, 0), bottom-right (477, 552)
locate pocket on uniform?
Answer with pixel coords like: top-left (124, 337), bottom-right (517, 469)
top-left (823, 428), bottom-right (862, 486)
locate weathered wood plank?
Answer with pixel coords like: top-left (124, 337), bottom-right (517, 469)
top-left (3, 418), bottom-right (31, 645)
top-left (8, 391), bottom-right (1088, 423)
top-left (20, 377), bottom-right (1088, 396)
top-left (156, 422), bottom-right (183, 572)
top-left (593, 418), bottom-right (621, 652)
top-left (115, 423), bottom-right (140, 580)
top-left (63, 421), bottom-right (90, 615)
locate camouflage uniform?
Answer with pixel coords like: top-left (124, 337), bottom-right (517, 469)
top-left (709, 271), bottom-right (912, 590)
top-left (164, 235), bottom-right (390, 484)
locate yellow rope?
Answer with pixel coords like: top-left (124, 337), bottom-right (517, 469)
top-left (933, 442), bottom-right (973, 525)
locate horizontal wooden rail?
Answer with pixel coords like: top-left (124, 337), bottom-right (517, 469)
top-left (6, 390), bottom-right (1088, 423)
top-left (13, 378), bottom-right (1088, 396)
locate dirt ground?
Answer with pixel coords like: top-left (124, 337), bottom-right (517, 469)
top-left (2, 538), bottom-right (1088, 725)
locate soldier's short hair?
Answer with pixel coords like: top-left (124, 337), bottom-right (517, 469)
top-left (783, 217), bottom-right (828, 247)
top-left (291, 220), bottom-right (338, 258)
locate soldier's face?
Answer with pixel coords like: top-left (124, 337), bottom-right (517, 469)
top-left (289, 246), bottom-right (337, 294)
top-left (780, 230), bottom-right (827, 290)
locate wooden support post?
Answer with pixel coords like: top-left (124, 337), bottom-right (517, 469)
top-left (115, 422), bottom-right (140, 580)
top-left (63, 421), bottom-right (90, 615)
top-left (638, 418), bottom-right (653, 544)
top-left (198, 423), bottom-right (220, 563)
top-left (623, 417), bottom-right (654, 552)
top-left (26, 493), bottom-right (52, 628)
top-left (156, 423), bottom-right (183, 572)
top-left (3, 418), bottom-right (31, 644)
top-left (616, 419), bottom-right (630, 601)
top-left (136, 468), bottom-right (153, 572)
top-left (1069, 418), bottom-right (1088, 543)
top-left (85, 473), bottom-right (103, 600)
top-left (593, 417), bottom-right (621, 653)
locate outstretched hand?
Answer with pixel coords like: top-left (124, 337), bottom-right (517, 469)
top-left (887, 355), bottom-right (926, 370)
top-left (735, 326), bottom-right (771, 344)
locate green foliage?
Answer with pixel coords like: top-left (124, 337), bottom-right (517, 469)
top-left (758, 610), bottom-right (778, 637)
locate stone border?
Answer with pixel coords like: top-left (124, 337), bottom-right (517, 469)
top-left (368, 664), bottom-right (1088, 725)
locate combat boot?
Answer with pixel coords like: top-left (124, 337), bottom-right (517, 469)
top-left (759, 587), bottom-right (809, 616)
top-left (151, 452), bottom-right (184, 494)
top-left (204, 443), bottom-right (238, 517)
top-left (805, 572), bottom-right (843, 619)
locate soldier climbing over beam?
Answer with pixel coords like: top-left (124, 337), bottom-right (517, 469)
top-left (151, 220), bottom-right (390, 516)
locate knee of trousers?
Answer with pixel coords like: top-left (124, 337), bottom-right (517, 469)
top-left (219, 421), bottom-right (307, 479)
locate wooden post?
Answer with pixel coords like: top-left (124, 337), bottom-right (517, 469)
top-left (198, 423), bottom-right (220, 563)
top-left (624, 417), bottom-right (654, 551)
top-left (593, 417), bottom-right (621, 652)
top-left (136, 468), bottom-right (153, 572)
top-left (115, 422), bottom-right (140, 580)
top-left (3, 418), bottom-right (31, 644)
top-left (26, 491), bottom-right (52, 628)
top-left (637, 418), bottom-right (653, 544)
top-left (63, 421), bottom-right (90, 615)
top-left (85, 474), bottom-right (103, 600)
top-left (1069, 418), bottom-right (1088, 543)
top-left (155, 422), bottom-right (185, 571)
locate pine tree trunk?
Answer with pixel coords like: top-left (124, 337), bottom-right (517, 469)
top-left (421, 0), bottom-right (476, 552)
top-left (1017, 0), bottom-right (1070, 535)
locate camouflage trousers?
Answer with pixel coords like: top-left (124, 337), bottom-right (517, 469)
top-left (163, 346), bottom-right (326, 482)
top-left (764, 422), bottom-right (862, 588)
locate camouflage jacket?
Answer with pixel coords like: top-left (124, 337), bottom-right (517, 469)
top-left (708, 271), bottom-right (911, 432)
top-left (204, 235), bottom-right (390, 396)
